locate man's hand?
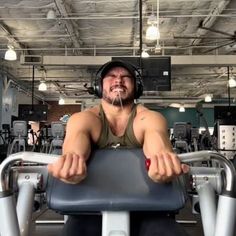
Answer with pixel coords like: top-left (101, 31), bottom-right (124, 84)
top-left (47, 153), bottom-right (87, 184)
top-left (147, 151), bottom-right (189, 183)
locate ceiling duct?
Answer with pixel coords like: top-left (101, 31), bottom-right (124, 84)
top-left (20, 55), bottom-right (42, 65)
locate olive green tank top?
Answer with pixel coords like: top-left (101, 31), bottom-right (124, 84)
top-left (96, 104), bottom-right (142, 149)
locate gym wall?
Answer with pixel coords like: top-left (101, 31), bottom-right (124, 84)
top-left (46, 101), bottom-right (82, 123)
top-left (156, 107), bottom-right (214, 128)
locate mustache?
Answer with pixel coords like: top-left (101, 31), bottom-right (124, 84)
top-left (110, 85), bottom-right (126, 91)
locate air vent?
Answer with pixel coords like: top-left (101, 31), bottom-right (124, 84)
top-left (20, 55), bottom-right (42, 65)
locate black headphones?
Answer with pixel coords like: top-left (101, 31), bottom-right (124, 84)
top-left (93, 60), bottom-right (143, 99)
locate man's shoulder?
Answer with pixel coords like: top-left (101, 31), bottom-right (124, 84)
top-left (136, 104), bottom-right (155, 116)
top-left (136, 105), bottom-right (165, 120)
top-left (68, 106), bottom-right (101, 124)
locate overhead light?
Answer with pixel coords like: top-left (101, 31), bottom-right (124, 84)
top-left (146, 25), bottom-right (160, 41)
top-left (228, 75), bottom-right (236, 88)
top-left (47, 9), bottom-right (56, 19)
top-left (38, 81), bottom-right (47, 91)
top-left (141, 44), bottom-right (149, 58)
top-left (58, 96), bottom-right (65, 105)
top-left (179, 105), bottom-right (185, 112)
top-left (141, 50), bottom-right (149, 58)
top-left (146, 2), bottom-right (160, 41)
top-left (5, 45), bottom-right (17, 61)
top-left (204, 94), bottom-right (212, 102)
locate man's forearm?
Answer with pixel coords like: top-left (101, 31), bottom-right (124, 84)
top-left (62, 131), bottom-right (92, 161)
top-left (143, 129), bottom-right (173, 157)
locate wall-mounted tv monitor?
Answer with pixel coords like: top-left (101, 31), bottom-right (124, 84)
top-left (214, 106), bottom-right (236, 120)
top-left (113, 57), bottom-right (171, 92)
top-left (18, 104), bottom-right (48, 121)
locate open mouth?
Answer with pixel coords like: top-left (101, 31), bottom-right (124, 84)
top-left (110, 86), bottom-right (126, 93)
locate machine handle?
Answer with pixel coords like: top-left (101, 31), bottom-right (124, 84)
top-left (1, 150), bottom-right (235, 193)
top-left (0, 152), bottom-right (59, 191)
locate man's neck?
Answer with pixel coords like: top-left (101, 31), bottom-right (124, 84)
top-left (101, 99), bottom-right (134, 117)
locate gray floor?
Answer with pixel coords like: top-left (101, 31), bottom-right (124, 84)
top-left (32, 200), bottom-right (206, 236)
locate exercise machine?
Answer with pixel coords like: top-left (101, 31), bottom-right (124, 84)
top-left (7, 121), bottom-right (28, 156)
top-left (48, 122), bottom-right (65, 155)
top-left (172, 122), bottom-right (192, 153)
top-left (0, 149), bottom-right (235, 236)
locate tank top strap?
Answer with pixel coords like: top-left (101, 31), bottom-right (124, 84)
top-left (126, 104), bottom-right (137, 133)
top-left (97, 104), bottom-right (109, 147)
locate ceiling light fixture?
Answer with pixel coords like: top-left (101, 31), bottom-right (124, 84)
top-left (204, 94), bottom-right (212, 102)
top-left (228, 76), bottom-right (236, 88)
top-left (141, 50), bottom-right (150, 58)
top-left (5, 45), bottom-right (17, 61)
top-left (146, 24), bottom-right (159, 41)
top-left (58, 96), bottom-right (65, 105)
top-left (141, 44), bottom-right (150, 58)
top-left (146, 1), bottom-right (160, 41)
top-left (38, 81), bottom-right (47, 91)
top-left (179, 105), bottom-right (185, 112)
top-left (47, 9), bottom-right (56, 19)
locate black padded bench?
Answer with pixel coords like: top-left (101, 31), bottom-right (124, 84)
top-left (46, 148), bottom-right (188, 235)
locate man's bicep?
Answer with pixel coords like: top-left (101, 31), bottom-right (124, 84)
top-left (143, 111), bottom-right (169, 133)
top-left (142, 111), bottom-right (172, 153)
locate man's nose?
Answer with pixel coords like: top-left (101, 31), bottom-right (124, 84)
top-left (114, 75), bottom-right (123, 84)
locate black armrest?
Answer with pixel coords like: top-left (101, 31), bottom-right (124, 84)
top-left (46, 149), bottom-right (187, 215)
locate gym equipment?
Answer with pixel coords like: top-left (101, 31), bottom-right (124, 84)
top-left (172, 122), bottom-right (191, 153)
top-left (7, 121), bottom-right (28, 156)
top-left (190, 127), bottom-right (200, 152)
top-left (0, 149), bottom-right (235, 236)
top-left (0, 124), bottom-right (11, 162)
top-left (196, 103), bottom-right (215, 150)
top-left (0, 124), bottom-right (10, 145)
top-left (48, 122), bottom-right (65, 155)
top-left (215, 119), bottom-right (236, 160)
top-left (38, 125), bottom-right (52, 153)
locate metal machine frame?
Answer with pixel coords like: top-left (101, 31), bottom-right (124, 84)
top-left (0, 150), bottom-right (235, 236)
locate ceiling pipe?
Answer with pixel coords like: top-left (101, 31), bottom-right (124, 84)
top-left (191, 0), bottom-right (231, 46)
top-left (54, 0), bottom-right (82, 55)
top-left (0, 14), bottom-right (235, 21)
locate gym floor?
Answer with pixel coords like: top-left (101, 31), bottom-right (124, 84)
top-left (32, 200), bottom-right (206, 236)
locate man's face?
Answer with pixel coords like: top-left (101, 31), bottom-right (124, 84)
top-left (102, 66), bottom-right (135, 106)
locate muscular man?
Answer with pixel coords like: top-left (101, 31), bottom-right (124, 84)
top-left (48, 60), bottom-right (190, 236)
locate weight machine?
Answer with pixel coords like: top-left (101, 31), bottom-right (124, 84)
top-left (0, 149), bottom-right (235, 236)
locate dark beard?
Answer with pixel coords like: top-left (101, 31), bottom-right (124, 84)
top-left (102, 90), bottom-right (134, 106)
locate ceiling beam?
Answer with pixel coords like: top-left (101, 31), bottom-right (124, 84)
top-left (19, 55), bottom-right (236, 66)
top-left (191, 0), bottom-right (231, 46)
top-left (0, 22), bottom-right (25, 49)
top-left (54, 0), bottom-right (82, 54)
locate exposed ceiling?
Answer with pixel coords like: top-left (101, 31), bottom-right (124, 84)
top-left (1, 0), bottom-right (236, 108)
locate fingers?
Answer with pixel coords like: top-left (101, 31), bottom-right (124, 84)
top-left (47, 153), bottom-right (87, 184)
top-left (148, 152), bottom-right (189, 183)
top-left (181, 163), bottom-right (190, 173)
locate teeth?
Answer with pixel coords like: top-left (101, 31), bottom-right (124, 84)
top-left (113, 88), bottom-right (124, 92)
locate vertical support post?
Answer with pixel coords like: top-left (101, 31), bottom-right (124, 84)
top-left (214, 195), bottom-right (236, 236)
top-left (102, 211), bottom-right (130, 236)
top-left (16, 182), bottom-right (35, 236)
top-left (197, 182), bottom-right (216, 236)
top-left (0, 193), bottom-right (20, 236)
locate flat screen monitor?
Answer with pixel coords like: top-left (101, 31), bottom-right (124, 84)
top-left (214, 106), bottom-right (236, 120)
top-left (18, 104), bottom-right (48, 121)
top-left (112, 57), bottom-right (171, 92)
